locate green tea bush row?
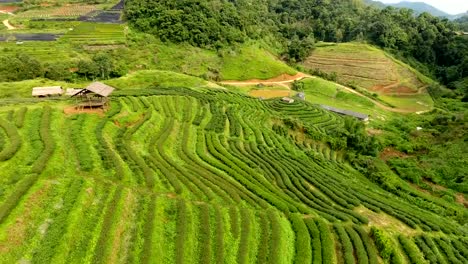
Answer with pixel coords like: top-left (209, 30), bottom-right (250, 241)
top-left (450, 238), bottom-right (468, 259)
top-left (0, 173), bottom-right (38, 224)
top-left (422, 235), bottom-right (447, 263)
top-left (175, 200), bottom-right (188, 264)
top-left (192, 104), bottom-right (207, 126)
top-left (237, 208), bottom-right (252, 264)
top-left (315, 218), bottom-right (334, 263)
top-left (354, 225), bottom-right (379, 264)
top-left (257, 212), bottom-right (270, 264)
top-left (345, 225), bottom-right (368, 264)
top-left (92, 187), bottom-right (123, 264)
top-left (334, 224), bottom-right (354, 264)
top-left (414, 236), bottom-right (438, 264)
top-left (0, 118), bottom-right (21, 161)
top-left (214, 206), bottom-right (225, 264)
top-left (32, 179), bottom-right (84, 263)
top-left (205, 102), bottom-right (226, 133)
top-left (32, 106), bottom-right (55, 174)
top-left (141, 196), bottom-right (156, 264)
top-left (304, 218), bottom-right (322, 264)
top-left (226, 106), bottom-right (242, 138)
top-left (398, 235), bottom-right (427, 264)
top-left (433, 237), bottom-right (462, 264)
top-left (70, 115), bottom-right (94, 172)
top-left (14, 107), bottom-right (27, 128)
top-left (198, 204), bottom-right (211, 264)
top-left (290, 214), bottom-right (312, 263)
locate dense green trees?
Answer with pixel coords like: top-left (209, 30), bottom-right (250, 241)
top-left (125, 0), bottom-right (468, 97)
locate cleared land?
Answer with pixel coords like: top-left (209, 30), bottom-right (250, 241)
top-left (0, 88), bottom-right (465, 263)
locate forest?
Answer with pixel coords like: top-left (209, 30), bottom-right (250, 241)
top-left (125, 0), bottom-right (468, 100)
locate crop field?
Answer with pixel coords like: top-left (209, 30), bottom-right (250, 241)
top-left (60, 22), bottom-right (125, 44)
top-left (0, 88), bottom-right (466, 263)
top-left (302, 43), bottom-right (427, 94)
top-left (15, 5), bottom-right (97, 19)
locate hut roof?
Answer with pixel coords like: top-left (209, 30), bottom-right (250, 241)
top-left (32, 86), bottom-right (63, 97)
top-left (85, 82), bottom-right (115, 97)
top-left (320, 105), bottom-right (369, 120)
top-left (65, 88), bottom-right (84, 96)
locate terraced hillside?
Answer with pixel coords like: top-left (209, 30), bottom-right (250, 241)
top-left (303, 43), bottom-right (429, 95)
top-left (0, 88), bottom-right (466, 263)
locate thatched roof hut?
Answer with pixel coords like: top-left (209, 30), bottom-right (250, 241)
top-left (320, 104), bottom-right (369, 121)
top-left (72, 82), bottom-right (114, 97)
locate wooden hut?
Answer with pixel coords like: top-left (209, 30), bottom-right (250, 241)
top-left (71, 82), bottom-right (115, 110)
top-left (32, 86), bottom-right (63, 97)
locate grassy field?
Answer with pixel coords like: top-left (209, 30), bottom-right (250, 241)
top-left (303, 42), bottom-right (428, 93)
top-left (0, 88), bottom-right (465, 263)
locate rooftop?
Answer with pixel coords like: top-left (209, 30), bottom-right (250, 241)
top-left (320, 105), bottom-right (369, 120)
top-left (32, 86), bottom-right (63, 97)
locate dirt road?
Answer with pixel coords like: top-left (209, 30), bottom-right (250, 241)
top-left (220, 72), bottom-right (427, 114)
top-left (2, 19), bottom-right (15, 30)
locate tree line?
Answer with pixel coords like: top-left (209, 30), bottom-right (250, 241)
top-left (0, 52), bottom-right (124, 83)
top-left (125, 0), bottom-right (468, 99)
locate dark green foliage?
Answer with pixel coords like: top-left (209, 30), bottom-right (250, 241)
top-left (0, 54), bottom-right (43, 82)
top-left (0, 118), bottom-right (21, 161)
top-left (290, 214), bottom-right (312, 263)
top-left (125, 0), bottom-right (247, 48)
top-left (371, 227), bottom-right (395, 261)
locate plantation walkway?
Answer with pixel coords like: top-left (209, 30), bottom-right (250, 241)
top-left (221, 72), bottom-right (429, 114)
top-left (2, 19), bottom-right (15, 30)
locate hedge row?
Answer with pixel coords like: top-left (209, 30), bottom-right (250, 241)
top-left (290, 214), bottom-right (312, 263)
top-left (0, 118), bottom-right (21, 161)
top-left (31, 106), bottom-right (55, 174)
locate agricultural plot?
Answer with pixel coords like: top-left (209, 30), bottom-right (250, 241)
top-left (15, 5), bottom-right (97, 19)
top-left (60, 22), bottom-right (125, 44)
top-left (303, 43), bottom-right (427, 94)
top-left (0, 87), bottom-right (465, 263)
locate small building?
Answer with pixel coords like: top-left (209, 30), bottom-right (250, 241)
top-left (282, 97), bottom-right (295, 104)
top-left (71, 82), bottom-right (115, 110)
top-left (32, 86), bottom-right (63, 97)
top-left (320, 105), bottom-right (369, 122)
top-left (463, 32), bottom-right (468, 35)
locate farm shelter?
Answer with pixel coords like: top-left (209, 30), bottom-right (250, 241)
top-left (320, 104), bottom-right (369, 121)
top-left (282, 97), bottom-right (295, 103)
top-left (71, 82), bottom-right (114, 110)
top-left (32, 86), bottom-right (63, 97)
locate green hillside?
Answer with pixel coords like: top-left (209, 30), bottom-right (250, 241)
top-left (0, 88), bottom-right (466, 263)
top-left (302, 43), bottom-right (434, 111)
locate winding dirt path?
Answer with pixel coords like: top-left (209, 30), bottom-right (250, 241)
top-left (220, 72), bottom-right (427, 114)
top-left (2, 19), bottom-right (15, 30)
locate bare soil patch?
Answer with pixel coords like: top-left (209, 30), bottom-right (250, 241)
top-left (355, 206), bottom-right (417, 235)
top-left (380, 147), bottom-right (408, 161)
top-left (0, 6), bottom-right (18, 12)
top-left (63, 106), bottom-right (104, 116)
top-left (367, 128), bottom-right (383, 135)
top-left (249, 89), bottom-right (290, 99)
